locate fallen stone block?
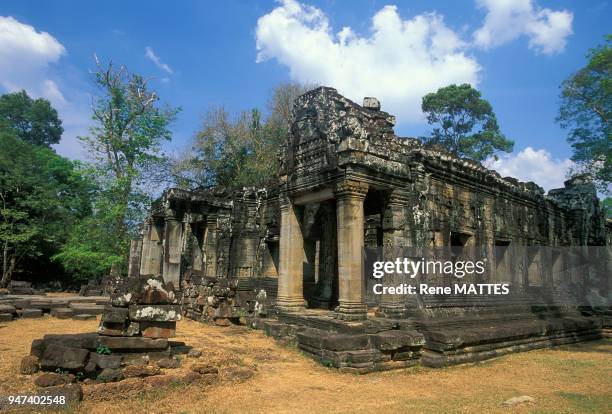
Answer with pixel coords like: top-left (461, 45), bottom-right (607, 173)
top-left (0, 304), bottom-right (16, 314)
top-left (11, 299), bottom-right (31, 309)
top-left (0, 313), bottom-right (13, 322)
top-left (40, 344), bottom-right (90, 371)
top-left (21, 308), bottom-right (43, 318)
top-left (128, 304), bottom-right (182, 321)
top-left (69, 303), bottom-right (105, 315)
top-left (50, 308), bottom-right (73, 319)
top-left (41, 333), bottom-right (98, 351)
top-left (29, 300), bottom-right (52, 311)
top-left (73, 314), bottom-right (96, 320)
top-left (97, 336), bottom-right (168, 351)
top-left (89, 353), bottom-right (122, 370)
top-left (97, 368), bottom-right (124, 383)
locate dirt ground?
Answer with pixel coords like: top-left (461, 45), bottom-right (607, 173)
top-left (0, 316), bottom-right (610, 414)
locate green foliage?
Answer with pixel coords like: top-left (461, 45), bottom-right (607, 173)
top-left (0, 90), bottom-right (63, 147)
top-left (0, 131), bottom-right (90, 286)
top-left (52, 166), bottom-right (126, 281)
top-left (57, 59), bottom-right (179, 278)
top-left (172, 83), bottom-right (311, 189)
top-left (603, 197), bottom-right (612, 219)
top-left (96, 344), bottom-right (112, 355)
top-left (421, 83), bottom-right (514, 161)
top-left (557, 35), bottom-right (611, 194)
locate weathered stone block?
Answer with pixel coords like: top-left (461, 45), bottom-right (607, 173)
top-left (0, 304), bottom-right (16, 314)
top-left (347, 349), bottom-right (378, 364)
top-left (128, 304), bottom-right (181, 321)
top-left (69, 303), bottom-right (105, 315)
top-left (50, 308), bottom-right (72, 319)
top-left (73, 314), bottom-right (96, 320)
top-left (97, 368), bottom-right (124, 382)
top-left (89, 353), bottom-right (122, 370)
top-left (41, 344), bottom-right (90, 371)
top-left (296, 328), bottom-right (326, 349)
top-left (41, 333), bottom-right (98, 350)
top-left (140, 321), bottom-right (176, 338)
top-left (320, 333), bottom-right (369, 351)
top-left (21, 308), bottom-right (43, 318)
top-left (0, 313), bottom-right (12, 322)
top-left (101, 306), bottom-right (129, 323)
top-left (369, 330), bottom-right (425, 351)
top-left (96, 336), bottom-right (168, 351)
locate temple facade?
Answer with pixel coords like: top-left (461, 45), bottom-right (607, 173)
top-left (130, 87), bottom-right (610, 370)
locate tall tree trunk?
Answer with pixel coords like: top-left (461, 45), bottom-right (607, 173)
top-left (1, 243), bottom-right (12, 288)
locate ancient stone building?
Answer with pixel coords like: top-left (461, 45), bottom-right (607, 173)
top-left (131, 87), bottom-right (610, 371)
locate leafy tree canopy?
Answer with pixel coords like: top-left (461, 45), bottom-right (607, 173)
top-left (171, 83), bottom-right (312, 189)
top-left (0, 131), bottom-right (90, 287)
top-left (0, 90), bottom-right (63, 147)
top-left (421, 83), bottom-right (514, 162)
top-left (557, 35), bottom-right (611, 194)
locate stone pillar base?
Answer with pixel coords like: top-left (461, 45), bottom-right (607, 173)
top-left (334, 302), bottom-right (367, 321)
top-left (375, 304), bottom-right (406, 319)
top-left (276, 296), bottom-right (305, 313)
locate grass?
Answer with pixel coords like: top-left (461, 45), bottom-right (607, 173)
top-left (0, 316), bottom-right (610, 413)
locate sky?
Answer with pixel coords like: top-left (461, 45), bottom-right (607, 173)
top-left (0, 0), bottom-right (609, 192)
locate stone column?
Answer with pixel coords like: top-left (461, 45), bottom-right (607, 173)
top-left (128, 239), bottom-right (143, 278)
top-left (141, 219), bottom-right (163, 276)
top-left (377, 190), bottom-right (409, 318)
top-left (276, 195), bottom-right (305, 312)
top-left (334, 180), bottom-right (368, 321)
top-left (204, 215), bottom-right (218, 277)
top-left (139, 220), bottom-right (152, 275)
top-left (162, 218), bottom-right (183, 289)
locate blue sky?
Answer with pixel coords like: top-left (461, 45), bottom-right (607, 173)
top-left (0, 0), bottom-right (609, 191)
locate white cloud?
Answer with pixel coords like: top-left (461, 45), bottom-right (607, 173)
top-left (255, 0), bottom-right (480, 123)
top-left (145, 46), bottom-right (173, 74)
top-left (473, 0), bottom-right (573, 54)
top-left (0, 16), bottom-right (67, 105)
top-left (0, 16), bottom-right (91, 159)
top-left (485, 147), bottom-right (574, 192)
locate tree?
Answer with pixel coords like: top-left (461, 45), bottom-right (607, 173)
top-left (172, 83), bottom-right (312, 189)
top-left (421, 84), bottom-right (514, 161)
top-left (79, 58), bottom-right (179, 239)
top-left (557, 35), bottom-right (611, 194)
top-left (0, 90), bottom-right (63, 147)
top-left (0, 132), bottom-right (90, 287)
top-left (57, 58), bottom-right (179, 279)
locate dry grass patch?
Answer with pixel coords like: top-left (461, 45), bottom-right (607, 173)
top-left (0, 316), bottom-right (610, 413)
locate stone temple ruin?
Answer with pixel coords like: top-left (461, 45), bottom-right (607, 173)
top-left (123, 87), bottom-right (611, 371)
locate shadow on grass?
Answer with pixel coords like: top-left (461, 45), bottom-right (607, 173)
top-left (548, 339), bottom-right (612, 354)
top-left (557, 392), bottom-right (610, 413)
